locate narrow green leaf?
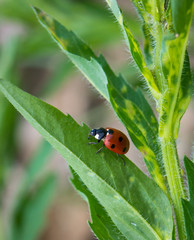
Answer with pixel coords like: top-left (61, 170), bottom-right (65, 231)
top-left (171, 0), bottom-right (194, 35)
top-left (105, 0), bottom-right (160, 99)
top-left (33, 7), bottom-right (109, 101)
top-left (160, 37), bottom-right (193, 138)
top-left (0, 79), bottom-right (173, 240)
top-left (108, 77), bottom-right (168, 195)
top-left (182, 156), bottom-right (194, 240)
top-left (131, 0), bottom-right (164, 68)
top-left (160, 0), bottom-right (194, 139)
top-left (159, 2), bottom-right (194, 138)
top-left (164, 1), bottom-right (174, 32)
top-left (131, 0), bottom-right (164, 22)
top-left (142, 23), bottom-right (155, 66)
top-left (11, 175), bottom-right (57, 240)
top-left (70, 167), bottom-right (127, 240)
top-left (0, 38), bottom-right (19, 190)
top-left (23, 140), bottom-right (53, 189)
top-left (171, 51), bottom-right (192, 138)
top-left (10, 141), bottom-right (55, 240)
top-left (33, 8), bottom-right (167, 193)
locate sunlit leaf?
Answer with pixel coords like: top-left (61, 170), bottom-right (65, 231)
top-left (70, 167), bottom-right (127, 240)
top-left (0, 79), bottom-right (173, 240)
top-left (33, 8), bottom-right (168, 194)
top-left (159, 1), bottom-right (194, 138)
top-left (171, 0), bottom-right (194, 35)
top-left (105, 0), bottom-right (160, 99)
top-left (108, 76), bottom-right (168, 195)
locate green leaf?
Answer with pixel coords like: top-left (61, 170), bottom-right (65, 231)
top-left (33, 7), bottom-right (109, 101)
top-left (157, 4), bottom-right (193, 238)
top-left (11, 175), bottom-right (57, 240)
top-left (164, 1), bottom-right (174, 33)
top-left (105, 0), bottom-right (160, 99)
top-left (23, 140), bottom-right (53, 189)
top-left (159, 0), bottom-right (194, 138)
top-left (131, 0), bottom-right (164, 67)
top-left (159, 36), bottom-right (193, 138)
top-left (171, 0), bottom-right (194, 35)
top-left (142, 23), bottom-right (155, 66)
top-left (107, 75), bottom-right (168, 195)
top-left (70, 167), bottom-right (127, 240)
top-left (0, 79), bottom-right (173, 240)
top-left (182, 156), bottom-right (194, 240)
top-left (30, 0), bottom-right (124, 46)
top-left (10, 141), bottom-right (56, 240)
top-left (131, 0), bottom-right (164, 22)
top-left (171, 51), bottom-right (192, 138)
top-left (33, 8), bottom-right (168, 194)
top-left (131, 0), bottom-right (165, 47)
top-left (0, 38), bottom-right (19, 190)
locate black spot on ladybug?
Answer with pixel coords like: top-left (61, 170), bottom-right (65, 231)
top-left (123, 147), bottom-right (126, 153)
top-left (119, 136), bottom-right (123, 142)
top-left (108, 129), bottom-right (114, 134)
top-left (111, 144), bottom-right (115, 149)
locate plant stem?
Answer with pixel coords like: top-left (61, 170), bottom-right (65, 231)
top-left (161, 136), bottom-right (186, 240)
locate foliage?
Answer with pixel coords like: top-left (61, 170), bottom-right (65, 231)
top-left (0, 0), bottom-right (194, 240)
top-left (0, 1), bottom-right (130, 239)
top-left (181, 156), bottom-right (194, 240)
top-left (0, 79), bottom-right (173, 240)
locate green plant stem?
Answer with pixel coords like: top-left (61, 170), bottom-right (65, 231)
top-left (161, 136), bottom-right (186, 240)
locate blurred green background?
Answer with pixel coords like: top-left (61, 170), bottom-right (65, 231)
top-left (0, 0), bottom-right (193, 239)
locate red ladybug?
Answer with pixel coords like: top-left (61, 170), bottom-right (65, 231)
top-left (88, 127), bottom-right (130, 165)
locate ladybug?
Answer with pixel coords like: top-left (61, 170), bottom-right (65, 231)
top-left (88, 127), bottom-right (130, 165)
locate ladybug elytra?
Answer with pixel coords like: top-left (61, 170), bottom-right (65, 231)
top-left (88, 127), bottom-right (130, 165)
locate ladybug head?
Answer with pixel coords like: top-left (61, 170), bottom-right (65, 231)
top-left (89, 129), bottom-right (96, 137)
top-left (88, 128), bottom-right (107, 140)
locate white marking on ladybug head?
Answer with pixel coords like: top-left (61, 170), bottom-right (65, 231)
top-left (95, 134), bottom-right (100, 140)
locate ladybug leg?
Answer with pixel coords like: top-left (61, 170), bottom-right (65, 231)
top-left (88, 135), bottom-right (92, 140)
top-left (88, 139), bottom-right (101, 145)
top-left (117, 153), bottom-right (125, 166)
top-left (96, 144), bottom-right (105, 154)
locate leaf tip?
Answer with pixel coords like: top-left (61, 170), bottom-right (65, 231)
top-left (31, 6), bottom-right (40, 14)
top-left (31, 6), bottom-right (47, 20)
